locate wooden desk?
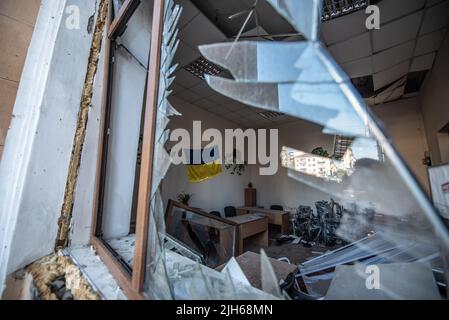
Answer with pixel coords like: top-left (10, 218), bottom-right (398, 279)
top-left (227, 214), bottom-right (269, 255)
top-left (237, 207), bottom-right (290, 234)
top-left (216, 251), bottom-right (297, 290)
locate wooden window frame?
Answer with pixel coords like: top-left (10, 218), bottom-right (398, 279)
top-left (91, 0), bottom-right (165, 299)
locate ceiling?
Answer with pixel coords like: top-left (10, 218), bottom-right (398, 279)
top-left (171, 0), bottom-right (298, 128)
top-left (323, 0), bottom-right (449, 104)
top-left (170, 0), bottom-right (449, 128)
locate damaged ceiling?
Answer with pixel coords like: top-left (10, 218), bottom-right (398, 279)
top-left (171, 0), bottom-right (449, 117)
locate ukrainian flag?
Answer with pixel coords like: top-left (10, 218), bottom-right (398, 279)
top-left (185, 147), bottom-right (222, 183)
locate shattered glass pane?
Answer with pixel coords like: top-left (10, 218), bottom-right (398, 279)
top-left (196, 0), bottom-right (449, 301)
top-left (200, 42), bottom-right (368, 136)
top-left (143, 0), bottom-right (449, 300)
top-left (166, 204), bottom-right (237, 268)
top-left (260, 249), bottom-right (283, 298)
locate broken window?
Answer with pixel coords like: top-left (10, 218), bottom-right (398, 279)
top-left (93, 0), bottom-right (155, 273)
top-left (92, 0), bottom-right (449, 300)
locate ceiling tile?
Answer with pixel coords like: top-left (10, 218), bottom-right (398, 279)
top-left (189, 82), bottom-right (216, 98)
top-left (209, 105), bottom-right (231, 115)
top-left (341, 56), bottom-right (373, 78)
top-left (426, 0), bottom-right (444, 6)
top-left (246, 113), bottom-right (264, 121)
top-left (419, 0), bottom-right (449, 35)
top-left (373, 11), bottom-right (423, 52)
top-left (174, 89), bottom-right (201, 103)
top-left (415, 29), bottom-right (446, 55)
top-left (171, 83), bottom-right (187, 93)
top-left (410, 52), bottom-right (436, 72)
top-left (372, 40), bottom-right (415, 73)
top-left (179, 13), bottom-right (226, 51)
top-left (194, 98), bottom-right (215, 109)
top-left (374, 86), bottom-right (405, 105)
top-left (173, 40), bottom-right (200, 69)
top-left (176, 0), bottom-right (200, 30)
top-left (321, 9), bottom-right (367, 45)
top-left (223, 102), bottom-right (246, 112)
top-left (173, 69), bottom-right (202, 88)
top-left (378, 0), bottom-right (426, 25)
top-left (207, 93), bottom-right (235, 105)
top-left (236, 108), bottom-right (256, 117)
top-left (328, 33), bottom-right (372, 64)
top-left (373, 61), bottom-right (410, 90)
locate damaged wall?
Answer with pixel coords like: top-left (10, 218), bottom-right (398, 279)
top-left (56, 0), bottom-right (108, 249)
top-left (0, 0), bottom-right (102, 295)
top-left (69, 14), bottom-right (108, 247)
top-left (27, 253), bottom-right (100, 300)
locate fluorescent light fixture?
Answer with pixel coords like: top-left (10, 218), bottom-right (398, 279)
top-left (184, 56), bottom-right (224, 80)
top-left (322, 0), bottom-right (368, 21)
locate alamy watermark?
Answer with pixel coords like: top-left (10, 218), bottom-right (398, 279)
top-left (365, 265), bottom-right (381, 290)
top-left (366, 5), bottom-right (381, 30)
top-left (169, 121), bottom-right (279, 176)
top-left (65, 5), bottom-right (81, 30)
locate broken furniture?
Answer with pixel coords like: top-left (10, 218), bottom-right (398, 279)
top-left (293, 200), bottom-right (345, 246)
top-left (227, 214), bottom-right (269, 255)
top-left (165, 200), bottom-right (239, 268)
top-left (237, 206), bottom-right (290, 234)
top-left (216, 251), bottom-right (297, 290)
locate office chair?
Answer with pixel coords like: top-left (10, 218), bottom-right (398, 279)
top-left (209, 211), bottom-right (221, 218)
top-left (224, 206), bottom-right (237, 218)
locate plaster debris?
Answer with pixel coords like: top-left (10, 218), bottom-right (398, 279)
top-left (27, 253), bottom-right (101, 300)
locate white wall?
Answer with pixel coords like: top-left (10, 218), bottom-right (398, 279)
top-left (162, 97), bottom-right (250, 216)
top-left (163, 102), bottom-right (353, 213)
top-left (249, 120), bottom-right (335, 210)
top-left (420, 32), bottom-right (449, 165)
top-left (0, 0), bottom-right (100, 294)
top-left (371, 98), bottom-right (430, 193)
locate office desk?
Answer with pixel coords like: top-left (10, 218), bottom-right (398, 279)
top-left (227, 214), bottom-right (269, 255)
top-left (237, 207), bottom-right (290, 234)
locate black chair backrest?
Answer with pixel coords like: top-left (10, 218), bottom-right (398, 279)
top-left (270, 205), bottom-right (284, 211)
top-left (224, 206), bottom-right (237, 218)
top-left (209, 211), bottom-right (221, 218)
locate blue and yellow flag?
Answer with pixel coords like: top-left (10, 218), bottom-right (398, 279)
top-left (185, 147), bottom-right (222, 183)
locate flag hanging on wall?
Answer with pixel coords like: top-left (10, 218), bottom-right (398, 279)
top-left (185, 146), bottom-right (222, 183)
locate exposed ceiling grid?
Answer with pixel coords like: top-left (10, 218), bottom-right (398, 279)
top-left (171, 0), bottom-right (449, 127)
top-left (322, 0), bottom-right (449, 103)
top-left (170, 0), bottom-right (299, 128)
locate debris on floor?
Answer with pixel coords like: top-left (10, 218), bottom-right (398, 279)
top-left (1, 270), bottom-right (38, 300)
top-left (26, 252), bottom-right (101, 300)
top-left (293, 200), bottom-right (347, 246)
